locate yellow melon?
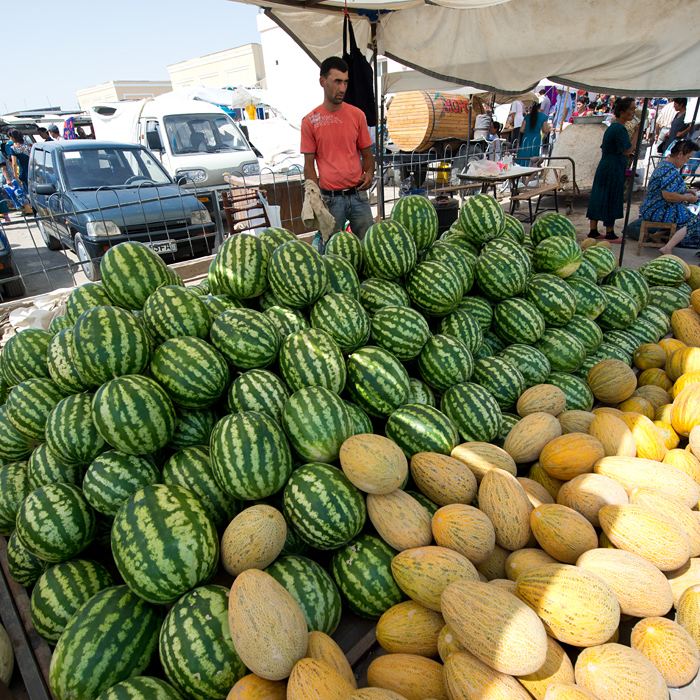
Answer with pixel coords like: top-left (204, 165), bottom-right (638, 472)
top-left (588, 412), bottom-right (636, 458)
top-left (517, 477), bottom-right (555, 508)
top-left (220, 505), bottom-right (287, 577)
top-left (449, 442), bottom-right (517, 482)
top-left (599, 531), bottom-right (616, 549)
top-left (515, 564), bottom-right (620, 647)
top-left (674, 307), bottom-right (700, 347)
top-left (543, 683), bottom-right (599, 700)
top-left (664, 448), bottom-right (700, 484)
top-left (489, 578), bottom-right (518, 595)
top-left (409, 452), bottom-right (477, 506)
top-left (228, 569), bottom-right (308, 681)
top-left (431, 504), bottom-right (495, 565)
top-left (530, 504), bottom-right (597, 564)
top-left (638, 367), bottom-right (673, 392)
top-left (474, 543), bottom-right (509, 581)
top-left (437, 624), bottom-right (466, 662)
top-left (592, 407), bottom-right (624, 417)
top-left (576, 548), bottom-right (673, 618)
top-left (348, 690), bottom-right (409, 700)
top-left (653, 420), bottom-right (680, 450)
top-left (306, 631), bottom-right (355, 688)
top-left (574, 643), bottom-right (669, 700)
top-left (528, 462), bottom-right (565, 500)
top-left (503, 412), bottom-right (563, 464)
top-left (666, 346), bottom-right (700, 382)
top-left (516, 384), bottom-right (567, 417)
top-left (615, 412), bottom-right (667, 461)
top-left (366, 654), bottom-right (447, 700)
top-left (634, 384), bottom-right (673, 411)
top-left (672, 370), bottom-right (700, 399)
top-left (617, 396), bottom-right (655, 419)
top-left (375, 601), bottom-right (444, 658)
top-left (339, 434), bottom-right (407, 494)
top-left (688, 264), bottom-right (700, 290)
top-left (391, 546), bottom-right (478, 612)
top-left (226, 674), bottom-right (287, 700)
top-left (539, 433), bottom-right (606, 480)
top-left (667, 558), bottom-right (700, 607)
top-left (478, 468), bottom-right (533, 551)
top-left (517, 636), bottom-right (575, 700)
top-left (587, 359), bottom-right (637, 404)
top-left (443, 651), bottom-right (532, 700)
top-left (557, 410), bottom-right (595, 435)
top-left (633, 343), bottom-right (667, 371)
top-left (556, 473), bottom-right (629, 527)
top-left (671, 383), bottom-right (700, 437)
top-left (598, 503), bottom-right (691, 571)
top-left (367, 490), bottom-right (433, 552)
top-left (663, 253), bottom-right (691, 278)
top-left (691, 425), bottom-right (700, 460)
top-left (655, 403), bottom-right (673, 422)
top-left (505, 548), bottom-right (558, 581)
top-left (659, 337), bottom-right (687, 356)
top-left (286, 658), bottom-right (355, 700)
top-left (677, 584), bottom-right (700, 649)
top-left (631, 616), bottom-right (700, 688)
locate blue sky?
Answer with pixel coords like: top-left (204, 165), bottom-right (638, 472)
top-left (3, 0), bottom-right (261, 114)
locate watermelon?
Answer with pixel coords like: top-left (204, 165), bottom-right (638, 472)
top-left (648, 286), bottom-right (690, 316)
top-left (597, 286), bottom-right (638, 330)
top-left (49, 315), bottom-right (72, 334)
top-left (1, 328), bottom-right (52, 386)
top-left (492, 298), bottom-right (545, 345)
top-left (568, 257), bottom-right (599, 283)
top-left (209, 232), bottom-right (270, 299)
top-left (96, 677), bottom-right (183, 700)
top-left (263, 305), bottom-right (309, 339)
top-left (524, 273), bottom-right (578, 327)
top-left (6, 529), bottom-right (49, 586)
top-left (444, 233), bottom-right (479, 261)
top-left (407, 491), bottom-right (440, 517)
top-left (638, 305), bottom-right (671, 338)
top-left (603, 267), bottom-right (650, 313)
top-left (641, 256), bottom-right (686, 287)
top-left (562, 315), bottom-right (603, 354)
top-left (494, 412), bottom-right (521, 448)
top-left (209, 308), bottom-right (280, 370)
top-left (590, 343), bottom-right (633, 366)
top-left (371, 306), bottom-right (431, 361)
top-left (582, 245), bottom-right (617, 280)
top-left (534, 328), bottom-right (586, 373)
top-left (268, 240), bottom-right (328, 308)
top-left (5, 377), bottom-right (65, 441)
top-left (28, 442), bottom-right (83, 490)
top-left (497, 344), bottom-right (551, 388)
top-left (385, 404), bottom-right (460, 457)
top-left (65, 282), bottom-right (114, 322)
top-left (309, 294), bottom-right (370, 355)
top-left (437, 309), bottom-right (484, 355)
top-left (359, 278), bottom-right (411, 315)
top-left (200, 294), bottom-right (244, 321)
top-left (45, 393), bottom-right (105, 466)
top-left (625, 317), bottom-right (662, 345)
top-left (417, 334), bottom-right (474, 393)
top-left (169, 408), bottom-right (216, 451)
top-left (279, 328), bottom-right (346, 394)
top-left (258, 226), bottom-right (297, 252)
top-left (472, 356), bottom-right (526, 411)
top-left (326, 230), bottom-right (364, 271)
top-left (458, 193), bottom-right (505, 244)
top-left (363, 219), bottom-right (417, 280)
top-left (407, 378), bottom-right (436, 407)
top-left (324, 254), bottom-right (361, 299)
top-left (0, 461), bottom-right (30, 536)
top-left (283, 463), bottom-right (366, 550)
top-left (482, 237), bottom-right (532, 273)
top-left (142, 285), bottom-right (212, 345)
top-left (532, 236), bottom-right (582, 278)
top-left (475, 246), bottom-right (529, 301)
top-left (565, 277), bottom-right (607, 320)
top-left (422, 242), bottom-right (475, 295)
top-left (343, 400), bottom-right (374, 435)
top-left (441, 382), bottom-right (502, 443)
top-left (456, 296), bottom-right (493, 332)
top-left (545, 372), bottom-right (594, 411)
top-left (390, 194), bottom-right (439, 250)
top-left (502, 214), bottom-right (526, 244)
top-left (227, 369), bottom-right (290, 424)
top-left (47, 327), bottom-right (91, 394)
top-left (603, 330), bottom-right (640, 356)
top-left (406, 260), bottom-right (462, 316)
top-left (529, 212), bottom-right (577, 246)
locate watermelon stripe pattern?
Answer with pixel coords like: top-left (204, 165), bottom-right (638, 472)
top-left (422, 243), bottom-right (475, 296)
top-left (583, 245), bottom-right (617, 280)
top-left (6, 529), bottom-right (49, 587)
top-left (359, 278), bottom-right (411, 315)
top-left (344, 400), bottom-right (374, 435)
top-left (65, 282), bottom-right (114, 323)
top-left (545, 372), bottom-right (594, 411)
top-left (1, 329), bottom-right (52, 386)
top-left (648, 286), bottom-right (689, 316)
top-left (279, 328), bottom-right (347, 394)
top-left (524, 274), bottom-right (577, 327)
top-left (27, 443), bottom-right (83, 491)
top-left (47, 328), bottom-right (91, 394)
top-left (529, 212), bottom-right (577, 246)
top-left (96, 677), bottom-right (183, 699)
top-left (363, 220), bottom-right (418, 280)
top-left (407, 260), bottom-right (462, 316)
top-left (200, 294), bottom-right (244, 322)
top-left (472, 356), bottom-right (526, 411)
top-left (458, 193), bottom-right (505, 244)
top-left (371, 306), bottom-right (431, 361)
top-left (324, 254), bottom-right (361, 300)
top-left (418, 335), bottom-right (473, 393)
top-left (49, 315), bottom-right (72, 334)
top-left (268, 240), bottom-right (328, 308)
top-left (437, 309), bottom-right (484, 355)
top-left (258, 226), bottom-right (297, 252)
top-left (45, 393), bottom-right (105, 466)
top-left (0, 461), bottom-right (31, 536)
top-left (5, 378), bottom-right (65, 442)
top-left (641, 257), bottom-right (686, 287)
top-left (441, 382), bottom-right (503, 443)
top-left (563, 315), bottom-right (603, 354)
top-left (475, 245), bottom-right (529, 301)
top-left (532, 237), bottom-right (582, 278)
top-left (603, 267), bottom-right (650, 313)
top-left (169, 408), bottom-right (216, 451)
top-left (142, 285), bottom-right (212, 345)
top-left (326, 230), bottom-right (364, 271)
top-left (457, 297), bottom-right (493, 332)
top-left (597, 286), bottom-right (638, 330)
top-left (210, 233), bottom-right (270, 299)
top-left (390, 194), bottom-right (439, 250)
top-left (263, 305), bottom-right (310, 340)
top-left (534, 328), bottom-right (586, 373)
top-left (566, 277), bottom-right (608, 320)
top-left (492, 298), bottom-right (545, 345)
top-left (497, 345), bottom-right (551, 389)
top-left (385, 404), bottom-right (460, 457)
top-left (407, 378), bottom-right (436, 407)
top-left (209, 308), bottom-right (280, 370)
top-left (227, 369), bottom-right (290, 424)
top-left (310, 294), bottom-right (370, 355)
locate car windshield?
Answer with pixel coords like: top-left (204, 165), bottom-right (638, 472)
top-left (164, 113), bottom-right (248, 155)
top-left (60, 147), bottom-right (172, 190)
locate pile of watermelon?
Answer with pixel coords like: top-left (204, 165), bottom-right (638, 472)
top-left (0, 191), bottom-right (698, 699)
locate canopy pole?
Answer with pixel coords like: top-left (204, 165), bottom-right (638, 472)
top-left (558, 87), bottom-right (569, 133)
top-left (619, 97), bottom-right (648, 266)
top-left (372, 22), bottom-right (385, 220)
top-left (467, 99), bottom-right (472, 165)
top-left (690, 98), bottom-right (700, 138)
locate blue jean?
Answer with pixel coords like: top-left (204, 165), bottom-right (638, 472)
top-left (321, 190), bottom-right (374, 252)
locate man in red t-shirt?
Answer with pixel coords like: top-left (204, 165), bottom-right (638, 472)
top-left (301, 56), bottom-right (375, 246)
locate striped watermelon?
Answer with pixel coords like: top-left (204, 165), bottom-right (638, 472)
top-left (47, 328), bottom-right (90, 394)
top-left (100, 241), bottom-right (171, 310)
top-left (209, 308), bottom-right (280, 370)
top-left (441, 382), bottom-right (503, 443)
top-left (200, 294), bottom-right (244, 321)
top-left (326, 230), bottom-right (364, 271)
top-left (472, 356), bottom-right (526, 411)
top-left (72, 306), bottom-right (151, 387)
top-left (475, 246), bottom-right (529, 301)
top-left (162, 446), bottom-right (238, 528)
top-left (406, 260), bottom-right (462, 316)
top-left (483, 237), bottom-right (532, 272)
top-left (83, 450), bottom-right (160, 517)
top-left (5, 378), bottom-right (65, 441)
top-left (407, 491), bottom-right (439, 517)
top-left (209, 232), bottom-right (270, 299)
top-left (346, 347), bottom-right (410, 418)
top-left (532, 236), bottom-right (582, 278)
top-left (324, 254), bottom-right (361, 299)
top-left (534, 328), bottom-right (586, 373)
top-left (96, 677), bottom-right (183, 699)
top-left (637, 304), bottom-right (671, 338)
top-left (371, 306), bottom-right (431, 361)
top-left (65, 282), bottom-right (114, 322)
top-left (456, 296), bottom-right (493, 332)
top-left (227, 368), bottom-right (290, 424)
top-left (16, 483), bottom-right (96, 562)
top-left (45, 393), bottom-right (105, 466)
top-left (282, 387), bottom-right (354, 462)
top-left (390, 194), bottom-right (439, 250)
top-left (603, 267), bottom-right (650, 313)
top-left (330, 534), bottom-right (404, 619)
top-left (1, 328), bottom-right (52, 386)
top-left (458, 193), bottom-right (505, 244)
top-left (265, 555), bottom-right (342, 635)
top-left (545, 372), bottom-right (594, 411)
top-left (142, 286), bottom-right (211, 345)
top-left (422, 243), bottom-right (475, 295)
top-left (385, 404), bottom-right (460, 457)
top-left (597, 286), bottom-right (638, 330)
top-left (343, 400), bottom-right (374, 435)
top-left (27, 442), bottom-right (83, 490)
top-left (30, 559), bottom-right (113, 643)
top-left (529, 212), bottom-right (577, 246)
top-left (169, 408), bottom-right (216, 451)
top-left (641, 256), bottom-right (686, 287)
top-left (92, 375), bottom-right (176, 455)
top-left (563, 315), bottom-right (603, 354)
top-left (359, 278), bottom-right (411, 315)
top-left (568, 257), bottom-right (599, 283)
top-left (503, 214), bottom-right (526, 244)
top-left (279, 328), bottom-right (346, 394)
top-left (363, 220), bottom-right (417, 280)
top-left (263, 305), bottom-right (309, 339)
top-left (438, 309), bottom-right (484, 355)
top-left (497, 344), bottom-right (551, 388)
top-left (494, 412), bottom-right (520, 447)
top-left (112, 484), bottom-right (218, 604)
top-left (49, 315), bottom-right (72, 334)
top-left (49, 586), bottom-right (162, 700)
top-left (582, 245), bottom-right (617, 280)
top-left (268, 240), bottom-right (328, 308)
top-left (210, 411), bottom-right (292, 500)
top-left (590, 342), bottom-right (633, 366)
top-left (6, 529), bottom-right (49, 587)
top-left (0, 406), bottom-right (31, 463)
top-left (258, 226), bottom-right (297, 252)
top-left (283, 462), bottom-right (366, 550)
top-left (407, 378), bottom-right (436, 407)
top-left (648, 286), bottom-right (689, 316)
top-left (524, 273), bottom-right (578, 327)
top-left (625, 317), bottom-right (662, 345)
top-left (150, 337), bottom-right (229, 409)
top-left (566, 277), bottom-right (607, 320)
top-left (444, 233), bottom-right (479, 262)
top-left (310, 294), bottom-right (370, 354)
top-left (492, 298), bottom-right (545, 345)
top-left (418, 334), bottom-right (474, 392)
top-left (603, 330), bottom-right (641, 356)
top-left (0, 461), bottom-right (30, 536)
top-left (159, 584), bottom-right (245, 700)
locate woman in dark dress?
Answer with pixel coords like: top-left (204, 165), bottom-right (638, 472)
top-left (586, 97), bottom-right (637, 241)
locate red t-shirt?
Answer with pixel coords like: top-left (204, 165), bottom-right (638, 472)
top-left (300, 103), bottom-right (372, 191)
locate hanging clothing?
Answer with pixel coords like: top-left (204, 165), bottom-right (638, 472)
top-left (516, 111), bottom-right (547, 166)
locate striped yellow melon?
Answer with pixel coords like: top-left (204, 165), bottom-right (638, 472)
top-left (227, 674), bottom-right (287, 700)
top-left (655, 403), bottom-right (673, 422)
top-left (588, 413), bottom-right (637, 457)
top-left (653, 420), bottom-right (679, 450)
top-left (691, 425), bottom-right (700, 460)
top-left (633, 344), bottom-right (667, 371)
top-left (443, 651), bottom-right (533, 700)
top-left (671, 383), bottom-right (700, 437)
top-left (367, 490), bottom-right (433, 552)
top-left (528, 462), bottom-right (565, 501)
top-left (517, 477), bottom-right (555, 508)
top-left (557, 410), bottom-right (595, 435)
top-left (692, 269), bottom-right (700, 291)
top-left (489, 578), bottom-right (518, 595)
top-left (441, 579), bottom-right (547, 676)
top-left (630, 487), bottom-right (700, 557)
top-left (221, 505), bottom-right (287, 576)
top-left (576, 548), bottom-right (673, 618)
top-left (592, 407), bottom-right (624, 418)
top-left (574, 643), bottom-right (668, 700)
top-left (616, 412), bottom-right (667, 461)
top-left (505, 548), bottom-right (557, 581)
top-left (530, 504), bottom-right (598, 564)
top-left (517, 636), bottom-right (575, 700)
top-left (449, 442), bottom-right (517, 483)
top-left (287, 658), bottom-right (355, 700)
top-left (306, 631), bottom-right (356, 688)
top-left (340, 434), bottom-right (407, 494)
top-left (598, 503), bottom-right (691, 571)
top-left (543, 683), bottom-right (600, 700)
top-left (348, 690), bottom-right (409, 700)
top-left (431, 504), bottom-right (495, 565)
top-left (672, 370), bottom-right (700, 399)
top-left (474, 544), bottom-right (509, 581)
top-left (587, 359), bottom-right (637, 404)
top-left (634, 384), bottom-right (673, 411)
top-left (631, 616), bottom-right (700, 688)
top-left (503, 413), bottom-right (563, 464)
top-left (228, 569), bottom-right (308, 680)
top-left (599, 531), bottom-right (616, 549)
top-left (391, 546), bottom-right (478, 612)
top-left (556, 473), bottom-right (629, 527)
top-left (660, 336), bottom-right (687, 355)
top-left (366, 654), bottom-right (446, 700)
top-left (666, 346), bottom-right (700, 382)
top-left (539, 433), bottom-right (606, 480)
top-left (664, 448), bottom-right (700, 484)
top-left (516, 385), bottom-right (567, 417)
top-left (515, 564), bottom-right (620, 647)
top-left (409, 452), bottom-right (477, 506)
top-left (677, 583), bottom-right (700, 649)
top-left (478, 468), bottom-right (533, 552)
top-left (638, 368), bottom-right (673, 393)
top-left (667, 558), bottom-right (700, 607)
top-left (376, 601), bottom-right (444, 658)
top-left (674, 307), bottom-right (700, 347)
top-left (594, 455), bottom-right (700, 507)
top-left (437, 624), bottom-right (465, 662)
top-left (617, 396), bottom-right (655, 419)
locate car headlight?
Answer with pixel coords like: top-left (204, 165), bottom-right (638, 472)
top-left (176, 169), bottom-right (207, 183)
top-left (86, 220), bottom-right (121, 237)
top-left (242, 163), bottom-right (260, 175)
top-left (190, 210), bottom-right (212, 225)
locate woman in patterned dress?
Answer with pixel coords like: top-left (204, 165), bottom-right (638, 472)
top-left (639, 139), bottom-right (700, 256)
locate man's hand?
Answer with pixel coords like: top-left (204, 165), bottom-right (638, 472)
top-left (358, 170), bottom-right (373, 191)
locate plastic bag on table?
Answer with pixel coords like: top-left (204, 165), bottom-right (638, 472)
top-left (465, 159), bottom-right (501, 177)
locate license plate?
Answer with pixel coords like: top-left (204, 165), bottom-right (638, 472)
top-left (144, 240), bottom-right (177, 254)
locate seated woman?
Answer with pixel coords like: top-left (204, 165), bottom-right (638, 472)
top-left (639, 139), bottom-right (700, 255)
top-left (568, 96), bottom-right (594, 123)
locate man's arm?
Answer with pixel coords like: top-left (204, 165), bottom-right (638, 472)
top-left (304, 153), bottom-right (318, 185)
top-left (358, 147), bottom-right (374, 191)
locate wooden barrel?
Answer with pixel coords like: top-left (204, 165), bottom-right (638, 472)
top-left (387, 91), bottom-right (482, 152)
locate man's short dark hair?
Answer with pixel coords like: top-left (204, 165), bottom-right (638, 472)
top-left (674, 97), bottom-right (688, 108)
top-left (320, 56), bottom-right (348, 78)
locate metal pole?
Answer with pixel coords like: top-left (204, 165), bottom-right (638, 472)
top-left (619, 97), bottom-right (648, 266)
top-left (690, 97), bottom-right (700, 138)
top-left (558, 87), bottom-right (569, 133)
top-left (467, 99), bottom-right (472, 165)
top-left (371, 22), bottom-right (384, 220)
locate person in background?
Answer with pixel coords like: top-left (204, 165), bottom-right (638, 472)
top-left (658, 98), bottom-right (691, 154)
top-left (515, 101), bottom-right (550, 167)
top-left (655, 99), bottom-right (679, 151)
top-left (639, 140), bottom-right (700, 256)
top-left (538, 89), bottom-right (552, 118)
top-left (37, 126), bottom-right (53, 141)
top-left (48, 125), bottom-right (63, 141)
top-left (8, 129), bottom-right (30, 192)
top-left (487, 121), bottom-right (503, 161)
top-left (506, 100), bottom-right (526, 132)
top-left (568, 96), bottom-right (594, 123)
top-left (586, 97), bottom-right (637, 242)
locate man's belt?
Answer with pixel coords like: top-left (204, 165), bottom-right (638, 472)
top-left (321, 186), bottom-right (358, 196)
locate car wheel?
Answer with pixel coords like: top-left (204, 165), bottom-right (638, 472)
top-left (74, 234), bottom-right (100, 281)
top-left (37, 219), bottom-right (63, 251)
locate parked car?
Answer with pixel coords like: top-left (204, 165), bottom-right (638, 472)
top-left (27, 141), bottom-right (217, 280)
top-left (0, 226), bottom-right (25, 298)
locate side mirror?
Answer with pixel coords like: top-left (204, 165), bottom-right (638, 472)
top-left (36, 183), bottom-right (57, 195)
top-left (146, 130), bottom-right (163, 151)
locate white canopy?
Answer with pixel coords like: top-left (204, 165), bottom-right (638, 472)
top-left (235, 0), bottom-right (700, 96)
